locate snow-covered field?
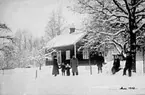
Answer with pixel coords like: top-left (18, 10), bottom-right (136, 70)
top-left (0, 61), bottom-right (145, 95)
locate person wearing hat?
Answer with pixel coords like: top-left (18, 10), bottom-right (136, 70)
top-left (123, 52), bottom-right (132, 77)
top-left (70, 55), bottom-right (79, 76)
top-left (52, 56), bottom-right (59, 76)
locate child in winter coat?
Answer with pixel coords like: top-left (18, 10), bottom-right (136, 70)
top-left (61, 63), bottom-right (66, 76)
top-left (65, 64), bottom-right (71, 76)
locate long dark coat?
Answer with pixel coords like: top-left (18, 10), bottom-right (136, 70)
top-left (52, 59), bottom-right (59, 75)
top-left (96, 56), bottom-right (104, 67)
top-left (125, 55), bottom-right (132, 68)
top-left (113, 58), bottom-right (120, 69)
top-left (70, 58), bottom-right (78, 73)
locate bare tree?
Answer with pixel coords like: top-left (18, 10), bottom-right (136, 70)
top-left (14, 29), bottom-right (47, 69)
top-left (30, 37), bottom-right (46, 70)
top-left (14, 30), bottom-right (34, 68)
top-left (45, 10), bottom-right (66, 40)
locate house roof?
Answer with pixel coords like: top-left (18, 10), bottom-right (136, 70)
top-left (46, 32), bottom-right (86, 49)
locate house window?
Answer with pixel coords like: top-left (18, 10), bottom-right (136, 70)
top-left (66, 50), bottom-right (70, 60)
top-left (83, 49), bottom-right (89, 59)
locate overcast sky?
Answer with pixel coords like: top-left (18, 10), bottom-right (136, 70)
top-left (0, 0), bottom-right (85, 38)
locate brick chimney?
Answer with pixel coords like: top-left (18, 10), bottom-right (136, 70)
top-left (70, 27), bottom-right (75, 34)
top-left (70, 23), bottom-right (75, 34)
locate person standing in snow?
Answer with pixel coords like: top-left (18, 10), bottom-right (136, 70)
top-left (96, 52), bottom-right (104, 74)
top-left (70, 55), bottom-right (79, 76)
top-left (111, 56), bottom-right (121, 74)
top-left (123, 52), bottom-right (132, 77)
top-left (61, 63), bottom-right (66, 76)
top-left (52, 56), bottom-right (59, 76)
top-left (66, 63), bottom-right (71, 76)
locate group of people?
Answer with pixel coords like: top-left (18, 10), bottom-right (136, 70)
top-left (52, 55), bottom-right (79, 76)
top-left (52, 52), bottom-right (105, 76)
top-left (52, 52), bottom-right (133, 77)
top-left (111, 52), bottom-right (133, 77)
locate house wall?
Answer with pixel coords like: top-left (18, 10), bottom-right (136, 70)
top-left (45, 45), bottom-right (92, 66)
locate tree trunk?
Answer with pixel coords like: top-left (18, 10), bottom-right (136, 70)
top-left (143, 47), bottom-right (145, 73)
top-left (129, 0), bottom-right (137, 72)
top-left (131, 0), bottom-right (137, 72)
top-left (130, 33), bottom-right (136, 72)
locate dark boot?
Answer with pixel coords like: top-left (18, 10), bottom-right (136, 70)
top-left (54, 74), bottom-right (57, 77)
top-left (98, 67), bottom-right (100, 74)
top-left (128, 68), bottom-right (132, 77)
top-left (73, 72), bottom-right (75, 76)
top-left (76, 72), bottom-right (78, 75)
top-left (123, 68), bottom-right (127, 76)
top-left (100, 67), bottom-right (102, 73)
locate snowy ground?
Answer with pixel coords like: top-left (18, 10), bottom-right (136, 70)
top-left (0, 61), bottom-right (145, 95)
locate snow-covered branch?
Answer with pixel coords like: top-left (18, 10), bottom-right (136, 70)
top-left (112, 39), bottom-right (124, 51)
top-left (133, 23), bottom-right (145, 33)
top-left (111, 14), bottom-right (128, 19)
top-left (78, 0), bottom-right (98, 13)
top-left (0, 36), bottom-right (13, 40)
top-left (136, 12), bottom-right (145, 17)
top-left (110, 20), bottom-right (128, 25)
top-left (136, 16), bottom-right (144, 24)
top-left (99, 29), bottom-right (126, 36)
top-left (113, 0), bottom-right (128, 15)
top-left (95, 0), bottom-right (112, 14)
top-left (123, 0), bottom-right (131, 15)
top-left (97, 41), bottom-right (122, 54)
top-left (136, 7), bottom-right (145, 14)
top-left (0, 24), bottom-right (11, 31)
top-left (136, 35), bottom-right (144, 40)
top-left (131, 0), bottom-right (145, 10)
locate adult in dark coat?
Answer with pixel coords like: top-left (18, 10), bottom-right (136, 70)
top-left (70, 55), bottom-right (79, 76)
top-left (52, 56), bottom-right (59, 76)
top-left (123, 53), bottom-right (132, 77)
top-left (96, 52), bottom-right (104, 74)
top-left (111, 58), bottom-right (121, 74)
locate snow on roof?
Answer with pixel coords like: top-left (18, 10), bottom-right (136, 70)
top-left (46, 32), bottom-right (86, 49)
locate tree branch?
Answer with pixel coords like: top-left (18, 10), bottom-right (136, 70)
top-left (98, 41), bottom-right (122, 54)
top-left (131, 0), bottom-right (145, 10)
top-left (0, 36), bottom-right (13, 40)
top-left (136, 35), bottom-right (144, 40)
top-left (133, 23), bottom-right (145, 33)
top-left (123, 0), bottom-right (131, 15)
top-left (99, 28), bottom-right (126, 36)
top-left (110, 14), bottom-right (128, 19)
top-left (136, 13), bottom-right (145, 17)
top-left (113, 0), bottom-right (128, 15)
top-left (136, 16), bottom-right (144, 24)
top-left (136, 8), bottom-right (145, 14)
top-left (112, 39), bottom-right (124, 51)
top-left (0, 24), bottom-right (11, 31)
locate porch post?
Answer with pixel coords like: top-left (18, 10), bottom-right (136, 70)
top-left (143, 47), bottom-right (145, 74)
top-left (89, 49), bottom-right (92, 75)
top-left (74, 44), bottom-right (77, 58)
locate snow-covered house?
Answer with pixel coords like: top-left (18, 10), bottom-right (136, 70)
top-left (45, 28), bottom-right (89, 65)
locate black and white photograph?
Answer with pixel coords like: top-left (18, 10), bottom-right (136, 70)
top-left (0, 0), bottom-right (145, 95)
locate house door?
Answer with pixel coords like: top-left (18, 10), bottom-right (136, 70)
top-left (57, 51), bottom-right (62, 65)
